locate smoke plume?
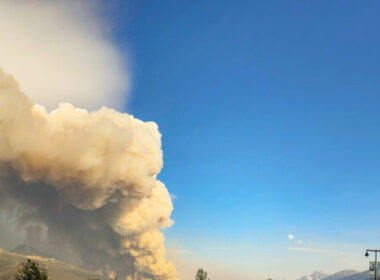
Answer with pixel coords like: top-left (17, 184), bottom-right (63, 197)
top-left (0, 0), bottom-right (128, 110)
top-left (0, 70), bottom-right (177, 280)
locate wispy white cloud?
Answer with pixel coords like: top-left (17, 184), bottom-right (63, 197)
top-left (287, 234), bottom-right (304, 244)
top-left (208, 247), bottom-right (228, 251)
top-left (288, 247), bottom-right (345, 255)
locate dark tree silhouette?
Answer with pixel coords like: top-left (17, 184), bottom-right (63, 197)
top-left (14, 259), bottom-right (49, 280)
top-left (195, 268), bottom-right (209, 280)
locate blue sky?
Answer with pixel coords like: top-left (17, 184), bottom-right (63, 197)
top-left (105, 1), bottom-right (380, 279)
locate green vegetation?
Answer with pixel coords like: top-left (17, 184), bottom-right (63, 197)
top-left (196, 268), bottom-right (210, 280)
top-left (0, 248), bottom-right (103, 280)
top-left (15, 259), bottom-right (49, 280)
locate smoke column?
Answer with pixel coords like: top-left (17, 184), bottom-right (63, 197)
top-left (0, 70), bottom-right (177, 280)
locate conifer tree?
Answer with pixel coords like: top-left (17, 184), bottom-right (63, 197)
top-left (14, 259), bottom-right (49, 280)
top-left (195, 268), bottom-right (209, 280)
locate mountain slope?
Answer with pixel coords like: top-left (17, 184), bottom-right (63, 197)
top-left (298, 271), bottom-right (330, 280)
top-left (298, 270), bottom-right (369, 280)
top-left (338, 271), bottom-right (370, 280)
top-left (0, 247), bottom-right (104, 280)
top-left (323, 270), bottom-right (359, 280)
top-left (11, 244), bottom-right (52, 259)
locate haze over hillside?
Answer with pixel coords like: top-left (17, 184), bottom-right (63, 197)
top-left (0, 246), bottom-right (106, 280)
top-left (0, 245), bottom-right (372, 280)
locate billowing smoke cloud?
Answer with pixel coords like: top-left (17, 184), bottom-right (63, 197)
top-left (0, 70), bottom-right (177, 280)
top-left (0, 0), bottom-right (128, 110)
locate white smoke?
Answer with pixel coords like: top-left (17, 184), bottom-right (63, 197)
top-left (0, 70), bottom-right (177, 279)
top-left (0, 0), bottom-right (128, 110)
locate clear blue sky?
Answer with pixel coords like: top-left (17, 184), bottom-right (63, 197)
top-left (105, 1), bottom-right (380, 279)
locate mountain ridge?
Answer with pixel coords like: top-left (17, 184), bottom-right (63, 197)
top-left (0, 246), bottom-right (107, 280)
top-left (297, 269), bottom-right (369, 280)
